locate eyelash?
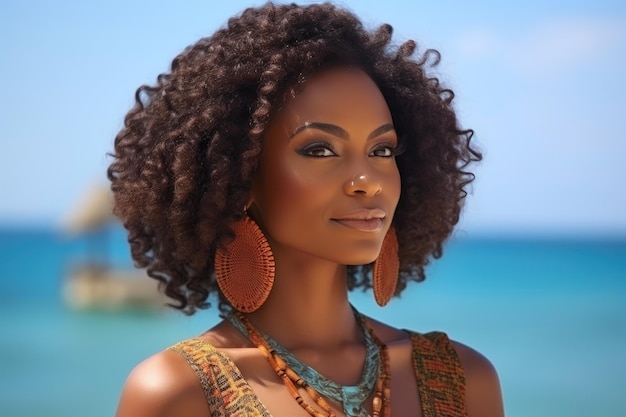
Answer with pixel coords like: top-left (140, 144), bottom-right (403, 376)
top-left (297, 142), bottom-right (401, 158)
top-left (369, 144), bottom-right (398, 158)
top-left (297, 141), bottom-right (337, 158)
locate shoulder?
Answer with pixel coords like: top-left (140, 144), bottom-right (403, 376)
top-left (115, 346), bottom-right (209, 417)
top-left (374, 320), bottom-right (505, 417)
top-left (450, 339), bottom-right (505, 417)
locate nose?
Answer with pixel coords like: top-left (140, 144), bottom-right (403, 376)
top-left (343, 172), bottom-right (383, 197)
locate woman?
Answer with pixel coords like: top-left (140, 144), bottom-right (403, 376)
top-left (109, 3), bottom-right (504, 416)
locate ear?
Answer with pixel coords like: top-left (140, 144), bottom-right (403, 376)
top-left (244, 196), bottom-right (254, 212)
top-left (244, 187), bottom-right (264, 231)
top-left (248, 170), bottom-right (263, 211)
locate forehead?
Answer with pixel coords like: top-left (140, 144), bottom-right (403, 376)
top-left (276, 67), bottom-right (393, 127)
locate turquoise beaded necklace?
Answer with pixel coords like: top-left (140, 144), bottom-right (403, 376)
top-left (227, 307), bottom-right (380, 417)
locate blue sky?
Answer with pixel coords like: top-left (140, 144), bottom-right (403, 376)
top-left (1, 0), bottom-right (625, 236)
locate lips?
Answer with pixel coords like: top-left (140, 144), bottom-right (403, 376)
top-left (333, 218), bottom-right (384, 232)
top-left (332, 209), bottom-right (386, 232)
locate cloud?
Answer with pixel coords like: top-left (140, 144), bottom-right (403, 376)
top-left (456, 17), bottom-right (626, 78)
top-left (512, 17), bottom-right (626, 76)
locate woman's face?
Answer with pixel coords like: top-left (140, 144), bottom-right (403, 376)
top-left (251, 67), bottom-right (401, 266)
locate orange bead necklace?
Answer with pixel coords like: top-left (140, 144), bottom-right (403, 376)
top-left (230, 310), bottom-right (391, 417)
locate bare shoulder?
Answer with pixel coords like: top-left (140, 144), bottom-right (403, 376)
top-left (450, 340), bottom-right (505, 417)
top-left (368, 316), bottom-right (506, 417)
top-left (115, 348), bottom-right (208, 417)
top-left (363, 315), bottom-right (412, 345)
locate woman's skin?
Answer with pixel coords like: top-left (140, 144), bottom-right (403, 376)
top-left (115, 67), bottom-right (505, 417)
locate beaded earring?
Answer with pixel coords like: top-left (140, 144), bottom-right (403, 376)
top-left (372, 226), bottom-right (399, 307)
top-left (214, 215), bottom-right (275, 313)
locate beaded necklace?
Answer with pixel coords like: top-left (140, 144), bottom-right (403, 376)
top-left (228, 308), bottom-right (391, 417)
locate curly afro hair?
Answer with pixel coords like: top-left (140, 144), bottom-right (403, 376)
top-left (107, 2), bottom-right (481, 315)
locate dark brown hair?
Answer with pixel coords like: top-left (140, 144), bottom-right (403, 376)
top-left (108, 2), bottom-right (481, 315)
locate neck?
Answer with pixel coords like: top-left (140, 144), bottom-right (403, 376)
top-left (245, 250), bottom-right (360, 350)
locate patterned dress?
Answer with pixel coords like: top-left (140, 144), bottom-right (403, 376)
top-left (169, 331), bottom-right (466, 417)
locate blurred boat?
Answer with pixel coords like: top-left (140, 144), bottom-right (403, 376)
top-left (62, 184), bottom-right (167, 311)
top-left (62, 263), bottom-right (167, 311)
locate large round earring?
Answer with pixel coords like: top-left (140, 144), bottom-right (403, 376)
top-left (214, 216), bottom-right (275, 313)
top-left (372, 227), bottom-right (399, 307)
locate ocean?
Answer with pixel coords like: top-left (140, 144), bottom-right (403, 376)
top-left (0, 226), bottom-right (624, 417)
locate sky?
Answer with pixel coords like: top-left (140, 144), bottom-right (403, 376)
top-left (1, 0), bottom-right (625, 237)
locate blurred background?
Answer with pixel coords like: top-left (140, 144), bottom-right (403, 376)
top-left (1, 1), bottom-right (624, 416)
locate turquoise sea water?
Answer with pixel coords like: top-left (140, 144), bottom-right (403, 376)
top-left (0, 227), bottom-right (624, 417)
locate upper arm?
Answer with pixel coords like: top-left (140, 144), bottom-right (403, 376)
top-left (115, 350), bottom-right (209, 417)
top-left (452, 341), bottom-right (505, 417)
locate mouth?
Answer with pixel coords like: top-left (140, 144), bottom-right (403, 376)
top-left (331, 208), bottom-right (386, 232)
top-left (332, 218), bottom-right (384, 232)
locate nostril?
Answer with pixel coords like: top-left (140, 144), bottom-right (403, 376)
top-left (344, 176), bottom-right (383, 196)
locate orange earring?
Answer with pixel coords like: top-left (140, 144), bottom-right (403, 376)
top-left (214, 216), bottom-right (275, 313)
top-left (372, 227), bottom-right (399, 306)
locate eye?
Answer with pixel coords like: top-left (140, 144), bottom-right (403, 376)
top-left (297, 142), bottom-right (337, 158)
top-left (369, 144), bottom-right (396, 158)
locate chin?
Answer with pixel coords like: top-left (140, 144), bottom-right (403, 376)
top-left (339, 252), bottom-right (380, 266)
top-left (313, 239), bottom-right (383, 266)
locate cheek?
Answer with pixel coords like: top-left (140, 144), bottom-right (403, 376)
top-left (384, 163), bottom-right (402, 214)
top-left (255, 159), bottom-right (328, 230)
top-left (392, 166), bottom-right (401, 205)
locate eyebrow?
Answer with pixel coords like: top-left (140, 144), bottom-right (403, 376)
top-left (290, 122), bottom-right (395, 140)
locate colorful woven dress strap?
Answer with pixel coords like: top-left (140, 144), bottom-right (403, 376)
top-left (168, 338), bottom-right (271, 417)
top-left (170, 332), bottom-right (466, 417)
top-left (408, 331), bottom-right (468, 417)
